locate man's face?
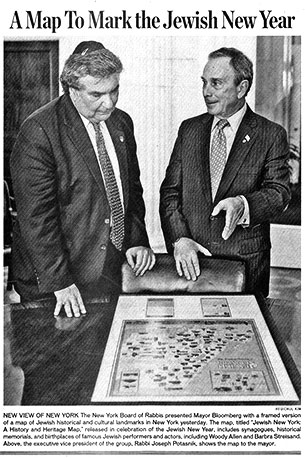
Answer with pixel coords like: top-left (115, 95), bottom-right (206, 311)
top-left (201, 57), bottom-right (245, 118)
top-left (70, 73), bottom-right (120, 123)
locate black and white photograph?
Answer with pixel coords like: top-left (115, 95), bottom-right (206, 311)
top-left (1, 0), bottom-right (303, 455)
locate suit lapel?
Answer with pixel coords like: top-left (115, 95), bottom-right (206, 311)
top-left (214, 106), bottom-right (258, 202)
top-left (191, 115), bottom-right (214, 204)
top-left (62, 98), bottom-right (129, 208)
top-left (62, 95), bottom-right (108, 200)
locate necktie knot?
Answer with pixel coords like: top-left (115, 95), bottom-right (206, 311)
top-left (91, 121), bottom-right (102, 140)
top-left (91, 122), bottom-right (104, 147)
top-left (216, 118), bottom-right (229, 130)
top-left (91, 121), bottom-right (100, 132)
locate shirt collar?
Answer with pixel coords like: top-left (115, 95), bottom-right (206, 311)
top-left (78, 112), bottom-right (106, 131)
top-left (212, 103), bottom-right (247, 134)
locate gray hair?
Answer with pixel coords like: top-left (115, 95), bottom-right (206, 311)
top-left (208, 47), bottom-right (253, 96)
top-left (60, 49), bottom-right (123, 94)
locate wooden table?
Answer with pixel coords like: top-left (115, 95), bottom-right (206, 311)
top-left (3, 294), bottom-right (300, 405)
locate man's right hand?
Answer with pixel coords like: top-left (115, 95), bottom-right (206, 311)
top-left (54, 284), bottom-right (86, 318)
top-left (173, 237), bottom-right (212, 281)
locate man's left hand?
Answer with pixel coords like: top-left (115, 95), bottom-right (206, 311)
top-left (211, 197), bottom-right (245, 240)
top-left (126, 247), bottom-right (156, 276)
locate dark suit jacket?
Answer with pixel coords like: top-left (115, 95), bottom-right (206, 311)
top-left (11, 94), bottom-right (150, 299)
top-left (160, 106), bottom-right (291, 295)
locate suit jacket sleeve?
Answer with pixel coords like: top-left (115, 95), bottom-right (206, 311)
top-left (10, 118), bottom-right (74, 293)
top-left (160, 114), bottom-right (291, 253)
top-left (159, 121), bottom-right (192, 252)
top-left (244, 123), bottom-right (291, 225)
top-left (122, 113), bottom-right (150, 249)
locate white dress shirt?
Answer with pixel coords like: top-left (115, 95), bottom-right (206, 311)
top-left (211, 103), bottom-right (249, 225)
top-left (80, 114), bottom-right (125, 211)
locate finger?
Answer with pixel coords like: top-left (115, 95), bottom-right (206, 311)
top-left (181, 258), bottom-right (192, 281)
top-left (197, 244), bottom-right (212, 256)
top-left (190, 252), bottom-right (200, 278)
top-left (77, 294), bottom-right (87, 315)
top-left (187, 257), bottom-right (198, 281)
top-left (134, 251), bottom-right (148, 276)
top-left (211, 201), bottom-right (225, 217)
top-left (125, 250), bottom-right (135, 269)
top-left (64, 303), bottom-right (73, 318)
top-left (70, 302), bottom-right (81, 318)
top-left (137, 253), bottom-right (150, 276)
top-left (139, 251), bottom-right (153, 276)
top-left (222, 225), bottom-right (231, 240)
top-left (222, 209), bottom-right (236, 240)
top-left (69, 296), bottom-right (82, 318)
top-left (54, 301), bottom-right (63, 317)
top-left (148, 253), bottom-right (156, 270)
top-left (222, 224), bottom-right (236, 240)
top-left (175, 258), bottom-right (183, 277)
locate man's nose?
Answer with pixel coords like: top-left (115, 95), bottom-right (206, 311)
top-left (102, 94), bottom-right (115, 109)
top-left (203, 82), bottom-right (212, 97)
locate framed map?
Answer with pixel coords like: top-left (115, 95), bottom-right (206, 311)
top-left (92, 295), bottom-right (298, 403)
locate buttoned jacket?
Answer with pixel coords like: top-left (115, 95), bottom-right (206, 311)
top-left (160, 106), bottom-right (291, 293)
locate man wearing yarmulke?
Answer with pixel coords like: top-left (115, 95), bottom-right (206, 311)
top-left (11, 41), bottom-right (155, 317)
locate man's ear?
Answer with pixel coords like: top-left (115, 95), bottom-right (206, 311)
top-left (237, 80), bottom-right (249, 99)
top-left (69, 87), bottom-right (78, 102)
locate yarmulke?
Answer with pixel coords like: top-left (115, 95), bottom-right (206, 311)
top-left (72, 41), bottom-right (105, 55)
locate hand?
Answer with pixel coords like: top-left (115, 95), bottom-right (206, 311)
top-left (54, 284), bottom-right (87, 318)
top-left (174, 237), bottom-right (212, 281)
top-left (211, 196), bottom-right (245, 240)
top-left (125, 247), bottom-right (156, 277)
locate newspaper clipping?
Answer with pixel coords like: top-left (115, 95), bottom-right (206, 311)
top-left (1, 0), bottom-right (302, 455)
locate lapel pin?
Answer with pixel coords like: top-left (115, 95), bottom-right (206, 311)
top-left (119, 135), bottom-right (124, 142)
top-left (242, 134), bottom-right (250, 143)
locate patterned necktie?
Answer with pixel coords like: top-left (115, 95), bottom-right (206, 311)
top-left (210, 118), bottom-right (229, 200)
top-left (92, 122), bottom-right (125, 251)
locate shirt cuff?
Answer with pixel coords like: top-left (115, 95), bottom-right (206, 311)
top-left (237, 195), bottom-right (250, 226)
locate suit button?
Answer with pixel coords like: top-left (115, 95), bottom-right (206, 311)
top-left (100, 244), bottom-right (106, 251)
top-left (105, 218), bottom-right (110, 224)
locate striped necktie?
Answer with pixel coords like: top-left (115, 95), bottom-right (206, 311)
top-left (92, 122), bottom-right (125, 251)
top-left (210, 118), bottom-right (229, 200)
